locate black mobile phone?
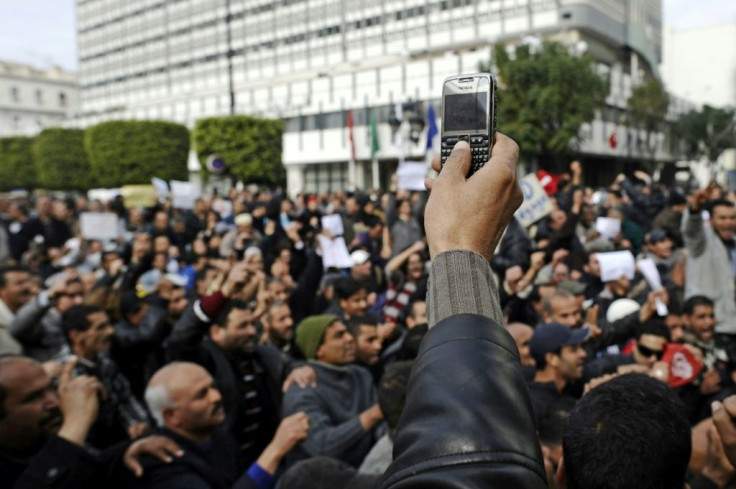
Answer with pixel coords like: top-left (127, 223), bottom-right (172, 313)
top-left (440, 73), bottom-right (497, 177)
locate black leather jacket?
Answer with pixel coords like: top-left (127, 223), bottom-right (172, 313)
top-left (380, 313), bottom-right (547, 489)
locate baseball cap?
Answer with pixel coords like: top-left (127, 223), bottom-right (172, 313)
top-left (530, 323), bottom-right (591, 365)
top-left (646, 229), bottom-right (669, 245)
top-left (350, 249), bottom-right (371, 266)
top-left (557, 280), bottom-right (586, 296)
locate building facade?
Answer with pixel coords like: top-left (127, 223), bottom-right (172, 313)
top-left (76, 0), bottom-right (666, 193)
top-left (0, 61), bottom-right (79, 137)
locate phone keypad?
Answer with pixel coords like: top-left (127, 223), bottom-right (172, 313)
top-left (441, 134), bottom-right (490, 177)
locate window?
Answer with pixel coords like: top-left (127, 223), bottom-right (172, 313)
top-left (59, 92), bottom-right (67, 107)
top-left (36, 90), bottom-right (43, 104)
top-left (11, 87), bottom-right (19, 102)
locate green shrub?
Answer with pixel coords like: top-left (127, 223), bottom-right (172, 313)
top-left (85, 120), bottom-right (189, 187)
top-left (193, 115), bottom-right (284, 185)
top-left (32, 128), bottom-right (95, 190)
top-left (0, 137), bottom-right (36, 190)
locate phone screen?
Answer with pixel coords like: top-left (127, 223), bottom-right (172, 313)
top-left (443, 92), bottom-right (488, 131)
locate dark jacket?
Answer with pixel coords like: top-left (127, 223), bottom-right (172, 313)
top-left (491, 217), bottom-right (532, 278)
top-left (136, 428), bottom-right (258, 489)
top-left (1, 435), bottom-right (131, 489)
top-left (379, 314), bottom-right (546, 489)
top-left (166, 304), bottom-right (288, 466)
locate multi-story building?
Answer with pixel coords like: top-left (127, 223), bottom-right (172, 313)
top-left (0, 61), bottom-right (79, 137)
top-left (76, 0), bottom-right (665, 193)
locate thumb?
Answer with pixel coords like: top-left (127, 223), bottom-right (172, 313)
top-left (59, 356), bottom-right (77, 385)
top-left (440, 141), bottom-right (471, 181)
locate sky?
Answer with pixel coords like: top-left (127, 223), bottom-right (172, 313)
top-left (0, 0), bottom-right (734, 73)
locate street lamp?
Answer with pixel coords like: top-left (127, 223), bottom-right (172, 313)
top-left (389, 100), bottom-right (425, 144)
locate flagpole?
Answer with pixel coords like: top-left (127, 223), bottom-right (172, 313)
top-left (347, 109), bottom-right (357, 191)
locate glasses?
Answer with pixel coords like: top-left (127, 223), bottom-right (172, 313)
top-left (637, 344), bottom-right (664, 360)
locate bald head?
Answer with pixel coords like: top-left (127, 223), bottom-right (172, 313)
top-left (506, 323), bottom-right (535, 367)
top-left (145, 362), bottom-right (209, 426)
top-left (144, 362), bottom-right (224, 440)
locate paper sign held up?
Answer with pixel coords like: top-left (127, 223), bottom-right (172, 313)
top-left (597, 250), bottom-right (635, 282)
top-left (595, 217), bottom-right (621, 240)
top-left (317, 235), bottom-right (353, 269)
top-left (170, 180), bottom-right (197, 210)
top-left (80, 213), bottom-right (120, 241)
top-left (637, 258), bottom-right (669, 315)
top-left (121, 185), bottom-right (156, 209)
top-left (397, 162), bottom-right (428, 191)
top-left (321, 214), bottom-right (344, 237)
top-left (151, 178), bottom-right (170, 198)
top-left (515, 174), bottom-right (554, 228)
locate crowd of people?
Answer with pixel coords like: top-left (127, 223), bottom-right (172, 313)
top-left (4, 139), bottom-right (736, 489)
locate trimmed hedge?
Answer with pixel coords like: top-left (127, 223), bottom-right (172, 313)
top-left (32, 128), bottom-right (95, 190)
top-left (0, 137), bottom-right (36, 190)
top-left (84, 120), bottom-right (189, 187)
top-left (193, 115), bottom-right (284, 185)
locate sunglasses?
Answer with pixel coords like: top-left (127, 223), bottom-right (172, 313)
top-left (637, 344), bottom-right (664, 360)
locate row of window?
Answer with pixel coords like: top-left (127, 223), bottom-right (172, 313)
top-left (283, 100), bottom-right (442, 133)
top-left (79, 0), bottom-right (489, 63)
top-left (5, 87), bottom-right (68, 107)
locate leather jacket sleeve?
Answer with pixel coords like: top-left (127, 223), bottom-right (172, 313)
top-left (379, 313), bottom-right (547, 489)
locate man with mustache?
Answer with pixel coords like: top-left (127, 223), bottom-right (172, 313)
top-left (166, 262), bottom-right (314, 467)
top-left (55, 304), bottom-right (150, 448)
top-left (0, 356), bottom-right (182, 488)
top-left (138, 362), bottom-right (309, 489)
top-left (282, 315), bottom-right (385, 467)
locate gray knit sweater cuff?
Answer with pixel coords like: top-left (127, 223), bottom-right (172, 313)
top-left (427, 250), bottom-right (503, 328)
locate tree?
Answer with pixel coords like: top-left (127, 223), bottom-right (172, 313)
top-left (85, 120), bottom-right (189, 188)
top-left (0, 137), bottom-right (36, 190)
top-left (673, 105), bottom-right (735, 163)
top-left (32, 128), bottom-right (96, 190)
top-left (489, 42), bottom-right (608, 165)
top-left (192, 115), bottom-right (284, 186)
top-left (627, 77), bottom-right (670, 162)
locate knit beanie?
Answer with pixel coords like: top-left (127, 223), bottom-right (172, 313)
top-left (295, 315), bottom-right (339, 360)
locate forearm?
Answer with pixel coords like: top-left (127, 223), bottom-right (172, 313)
top-left (386, 245), bottom-right (416, 274)
top-left (301, 417), bottom-right (368, 457)
top-left (9, 293), bottom-right (49, 340)
top-left (427, 250), bottom-right (502, 327)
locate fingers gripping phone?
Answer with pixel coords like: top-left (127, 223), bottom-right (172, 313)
top-left (440, 73), bottom-right (497, 177)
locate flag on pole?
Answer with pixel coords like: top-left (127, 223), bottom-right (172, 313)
top-left (370, 109), bottom-right (380, 158)
top-left (347, 110), bottom-right (356, 162)
top-left (426, 103), bottom-right (438, 152)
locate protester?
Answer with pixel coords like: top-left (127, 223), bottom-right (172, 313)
top-left (138, 362), bottom-right (308, 489)
top-left (282, 315), bottom-right (385, 467)
top-left (0, 126), bottom-right (735, 489)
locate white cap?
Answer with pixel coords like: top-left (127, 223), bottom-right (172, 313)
top-left (606, 298), bottom-right (640, 323)
top-left (163, 273), bottom-right (188, 288)
top-left (234, 213), bottom-right (252, 227)
top-left (351, 250), bottom-right (371, 266)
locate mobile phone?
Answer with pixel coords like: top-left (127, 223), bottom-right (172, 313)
top-left (440, 73), bottom-right (497, 177)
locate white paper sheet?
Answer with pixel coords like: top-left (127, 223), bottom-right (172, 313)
top-left (79, 212), bottom-right (120, 240)
top-left (597, 250), bottom-right (635, 282)
top-left (595, 217), bottom-right (621, 240)
top-left (151, 178), bottom-right (169, 198)
top-left (397, 162), bottom-right (428, 191)
top-left (317, 235), bottom-right (353, 269)
top-left (321, 214), bottom-right (345, 237)
top-left (170, 180), bottom-right (197, 210)
top-left (637, 258), bottom-right (669, 315)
